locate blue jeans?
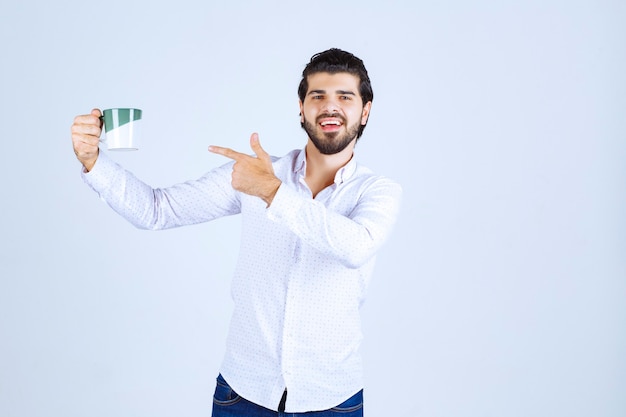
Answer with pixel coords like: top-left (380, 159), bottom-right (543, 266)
top-left (212, 374), bottom-right (363, 417)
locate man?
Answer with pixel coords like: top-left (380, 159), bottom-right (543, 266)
top-left (71, 48), bottom-right (401, 416)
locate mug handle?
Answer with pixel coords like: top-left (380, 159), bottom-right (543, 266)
top-left (98, 115), bottom-right (106, 144)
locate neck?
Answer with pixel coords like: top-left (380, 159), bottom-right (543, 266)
top-left (304, 139), bottom-right (355, 197)
top-left (306, 139), bottom-right (355, 172)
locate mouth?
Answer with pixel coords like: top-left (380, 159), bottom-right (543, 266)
top-left (318, 117), bottom-right (344, 132)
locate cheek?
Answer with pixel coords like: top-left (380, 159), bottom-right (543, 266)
top-left (302, 107), bottom-right (316, 123)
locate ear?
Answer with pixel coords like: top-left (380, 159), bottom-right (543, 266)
top-left (299, 100), bottom-right (304, 123)
top-left (361, 101), bottom-right (372, 125)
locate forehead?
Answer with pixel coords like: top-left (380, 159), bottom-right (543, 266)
top-left (306, 72), bottom-right (361, 94)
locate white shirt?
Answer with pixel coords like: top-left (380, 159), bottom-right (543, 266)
top-left (82, 148), bottom-right (402, 412)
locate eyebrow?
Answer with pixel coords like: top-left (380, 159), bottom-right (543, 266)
top-left (308, 89), bottom-right (357, 96)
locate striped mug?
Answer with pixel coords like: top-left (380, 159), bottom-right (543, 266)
top-left (101, 108), bottom-right (142, 151)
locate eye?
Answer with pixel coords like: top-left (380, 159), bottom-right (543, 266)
top-left (340, 95), bottom-right (352, 100)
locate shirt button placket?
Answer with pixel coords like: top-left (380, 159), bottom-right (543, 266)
top-left (281, 282), bottom-right (297, 388)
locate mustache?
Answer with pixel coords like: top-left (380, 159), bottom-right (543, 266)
top-left (316, 113), bottom-right (346, 124)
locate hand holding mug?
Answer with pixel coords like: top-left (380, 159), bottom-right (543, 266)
top-left (71, 107), bottom-right (142, 172)
top-left (71, 108), bottom-right (102, 172)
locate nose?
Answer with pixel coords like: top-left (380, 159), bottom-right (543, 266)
top-left (320, 97), bottom-right (340, 114)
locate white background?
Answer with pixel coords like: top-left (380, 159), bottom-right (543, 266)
top-left (1, 1), bottom-right (624, 416)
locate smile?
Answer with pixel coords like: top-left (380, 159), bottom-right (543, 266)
top-left (318, 115), bottom-right (345, 131)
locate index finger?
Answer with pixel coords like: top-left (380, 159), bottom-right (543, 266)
top-left (73, 113), bottom-right (102, 126)
top-left (208, 145), bottom-right (248, 161)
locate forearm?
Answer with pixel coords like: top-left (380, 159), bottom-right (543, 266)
top-left (267, 179), bottom-right (402, 268)
top-left (81, 152), bottom-right (239, 229)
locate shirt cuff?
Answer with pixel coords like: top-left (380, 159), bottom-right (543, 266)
top-left (80, 151), bottom-right (118, 192)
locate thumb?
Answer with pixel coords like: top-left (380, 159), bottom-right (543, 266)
top-left (250, 132), bottom-right (270, 160)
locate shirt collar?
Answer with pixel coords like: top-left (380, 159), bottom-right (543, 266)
top-left (293, 148), bottom-right (358, 185)
top-left (294, 148), bottom-right (307, 174)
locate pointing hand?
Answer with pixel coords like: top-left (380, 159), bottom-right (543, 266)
top-left (209, 133), bottom-right (282, 206)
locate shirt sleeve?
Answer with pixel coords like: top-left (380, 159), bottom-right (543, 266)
top-left (81, 152), bottom-right (241, 230)
top-left (266, 177), bottom-right (402, 269)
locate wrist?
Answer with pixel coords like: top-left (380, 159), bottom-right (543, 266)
top-left (263, 179), bottom-right (282, 207)
top-left (81, 154), bottom-right (98, 172)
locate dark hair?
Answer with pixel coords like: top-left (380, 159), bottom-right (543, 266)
top-left (298, 48), bottom-right (373, 139)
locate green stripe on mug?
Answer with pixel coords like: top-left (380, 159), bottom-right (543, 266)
top-left (102, 108), bottom-right (142, 133)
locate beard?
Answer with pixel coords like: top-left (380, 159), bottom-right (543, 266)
top-left (302, 113), bottom-right (361, 155)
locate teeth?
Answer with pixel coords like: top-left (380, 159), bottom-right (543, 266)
top-left (321, 120), bottom-right (341, 126)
